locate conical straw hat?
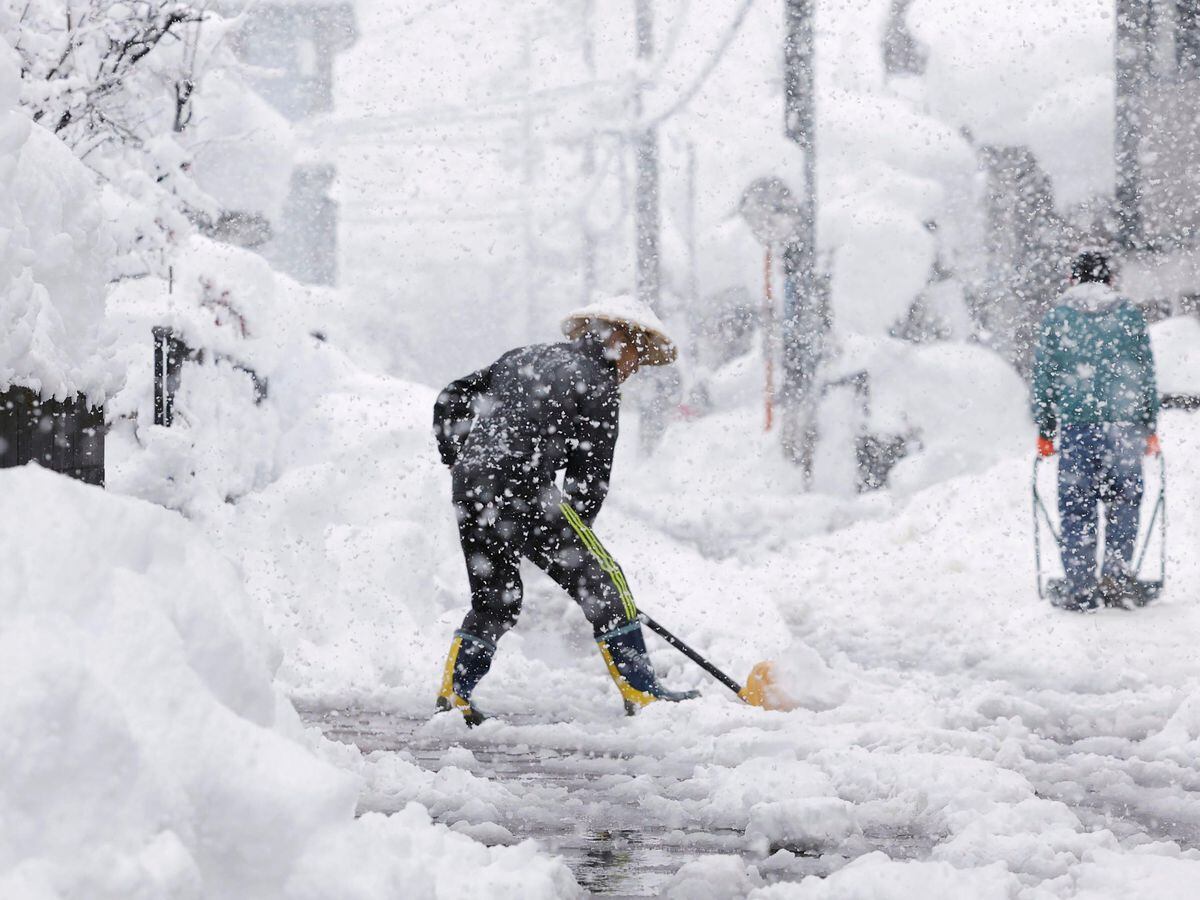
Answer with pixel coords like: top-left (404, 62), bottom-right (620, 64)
top-left (561, 295), bottom-right (678, 366)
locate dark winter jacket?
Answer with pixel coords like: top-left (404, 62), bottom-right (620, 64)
top-left (1031, 283), bottom-right (1159, 440)
top-left (433, 336), bottom-right (620, 525)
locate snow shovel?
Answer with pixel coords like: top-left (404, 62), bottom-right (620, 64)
top-left (1032, 452), bottom-right (1166, 607)
top-left (639, 613), bottom-right (796, 711)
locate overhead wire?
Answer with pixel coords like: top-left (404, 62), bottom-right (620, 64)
top-left (645, 0), bottom-right (757, 128)
top-left (342, 1), bottom-right (756, 237)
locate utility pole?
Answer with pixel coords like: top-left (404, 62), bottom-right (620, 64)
top-left (634, 0), bottom-right (660, 308)
top-left (1115, 0), bottom-right (1153, 250)
top-left (520, 15), bottom-right (537, 336)
top-left (580, 0), bottom-right (597, 306)
top-left (782, 0), bottom-right (825, 480)
top-left (633, 0), bottom-right (670, 453)
top-left (685, 140), bottom-right (699, 359)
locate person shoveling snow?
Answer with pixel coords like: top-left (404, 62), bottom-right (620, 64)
top-left (1032, 248), bottom-right (1161, 612)
top-left (431, 296), bottom-right (699, 725)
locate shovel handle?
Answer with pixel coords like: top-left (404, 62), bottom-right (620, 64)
top-left (639, 613), bottom-right (746, 697)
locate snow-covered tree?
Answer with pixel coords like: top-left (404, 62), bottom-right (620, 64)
top-left (4, 1), bottom-right (293, 278)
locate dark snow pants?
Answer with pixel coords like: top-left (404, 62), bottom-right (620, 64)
top-left (1057, 423), bottom-right (1144, 597)
top-left (451, 471), bottom-right (637, 648)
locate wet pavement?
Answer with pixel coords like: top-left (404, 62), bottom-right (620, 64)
top-left (311, 710), bottom-right (743, 897)
top-left (306, 709), bottom-right (935, 898)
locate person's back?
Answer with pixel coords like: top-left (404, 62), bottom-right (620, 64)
top-left (454, 338), bottom-right (617, 488)
top-left (1032, 281), bottom-right (1157, 436)
top-left (434, 334), bottom-right (619, 524)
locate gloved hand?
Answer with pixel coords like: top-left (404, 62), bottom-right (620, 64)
top-left (1037, 436), bottom-right (1055, 458)
top-left (1146, 433), bottom-right (1161, 456)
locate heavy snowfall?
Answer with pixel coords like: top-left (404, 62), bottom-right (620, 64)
top-left (3, 1), bottom-right (1200, 898)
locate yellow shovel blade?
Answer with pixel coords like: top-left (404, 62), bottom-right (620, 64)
top-left (736, 660), bottom-right (797, 711)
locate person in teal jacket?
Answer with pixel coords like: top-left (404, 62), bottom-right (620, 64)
top-left (1032, 249), bottom-right (1160, 610)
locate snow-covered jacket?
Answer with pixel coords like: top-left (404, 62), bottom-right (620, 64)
top-left (1031, 283), bottom-right (1158, 440)
top-left (433, 336), bottom-right (620, 524)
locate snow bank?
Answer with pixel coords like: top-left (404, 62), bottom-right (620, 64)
top-left (1150, 316), bottom-right (1200, 395)
top-left (105, 234), bottom-right (368, 513)
top-left (615, 336), bottom-right (1029, 552)
top-left (751, 853), bottom-right (1021, 899)
top-left (0, 40), bottom-right (118, 402)
top-left (209, 357), bottom-right (463, 707)
top-left (0, 466), bottom-right (577, 898)
top-left (104, 240), bottom-right (463, 703)
top-left (852, 338), bottom-right (1031, 494)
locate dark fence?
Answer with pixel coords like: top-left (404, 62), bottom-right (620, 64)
top-left (0, 386), bottom-right (105, 485)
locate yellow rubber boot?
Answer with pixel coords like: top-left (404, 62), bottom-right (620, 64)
top-left (434, 631), bottom-right (494, 727)
top-left (597, 621), bottom-right (699, 715)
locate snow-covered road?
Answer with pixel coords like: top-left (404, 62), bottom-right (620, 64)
top-left (302, 409), bottom-right (1200, 898)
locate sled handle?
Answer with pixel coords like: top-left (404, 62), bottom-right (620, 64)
top-left (1032, 457), bottom-right (1060, 599)
top-left (1133, 451), bottom-right (1167, 581)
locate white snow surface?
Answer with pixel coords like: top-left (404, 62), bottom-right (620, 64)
top-left (83, 200), bottom-right (1200, 894)
top-left (0, 466), bottom-right (577, 899)
top-left (0, 40), bottom-right (118, 402)
top-left (98, 287), bottom-right (1200, 896)
top-left (4, 1), bottom-right (1198, 894)
top-left (317, 400), bottom-right (1200, 898)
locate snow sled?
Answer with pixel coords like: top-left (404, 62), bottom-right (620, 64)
top-left (1032, 453), bottom-right (1166, 608)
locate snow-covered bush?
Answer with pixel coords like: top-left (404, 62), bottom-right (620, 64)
top-left (103, 233), bottom-right (364, 513)
top-left (0, 37), bottom-right (118, 401)
top-left (4, 1), bottom-right (293, 276)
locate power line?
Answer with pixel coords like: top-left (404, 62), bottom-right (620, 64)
top-left (645, 0), bottom-right (757, 128)
top-left (400, 0), bottom-right (460, 28)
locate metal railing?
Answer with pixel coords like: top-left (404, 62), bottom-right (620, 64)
top-left (152, 326), bottom-right (268, 428)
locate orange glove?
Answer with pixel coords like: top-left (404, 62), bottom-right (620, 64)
top-left (1146, 433), bottom-right (1161, 456)
top-left (1037, 436), bottom-right (1055, 457)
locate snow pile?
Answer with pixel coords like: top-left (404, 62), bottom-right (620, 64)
top-left (4, 5), bottom-right (296, 278)
top-left (102, 237), bottom-right (463, 703)
top-left (751, 854), bottom-right (1021, 899)
top-left (843, 337), bottom-right (1031, 493)
top-left (748, 643), bottom-right (850, 713)
top-left (745, 798), bottom-right (861, 854)
top-left (0, 466), bottom-right (577, 898)
top-left (614, 335), bottom-right (1029, 553)
top-left (662, 856), bottom-right (763, 899)
top-left (208, 359), bottom-right (462, 707)
top-left (0, 40), bottom-right (117, 401)
top-left (814, 0), bottom-right (976, 337)
top-left (105, 234), bottom-right (362, 513)
top-left (1150, 316), bottom-right (1200, 395)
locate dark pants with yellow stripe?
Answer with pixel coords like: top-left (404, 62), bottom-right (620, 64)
top-left (452, 473), bottom-right (636, 650)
